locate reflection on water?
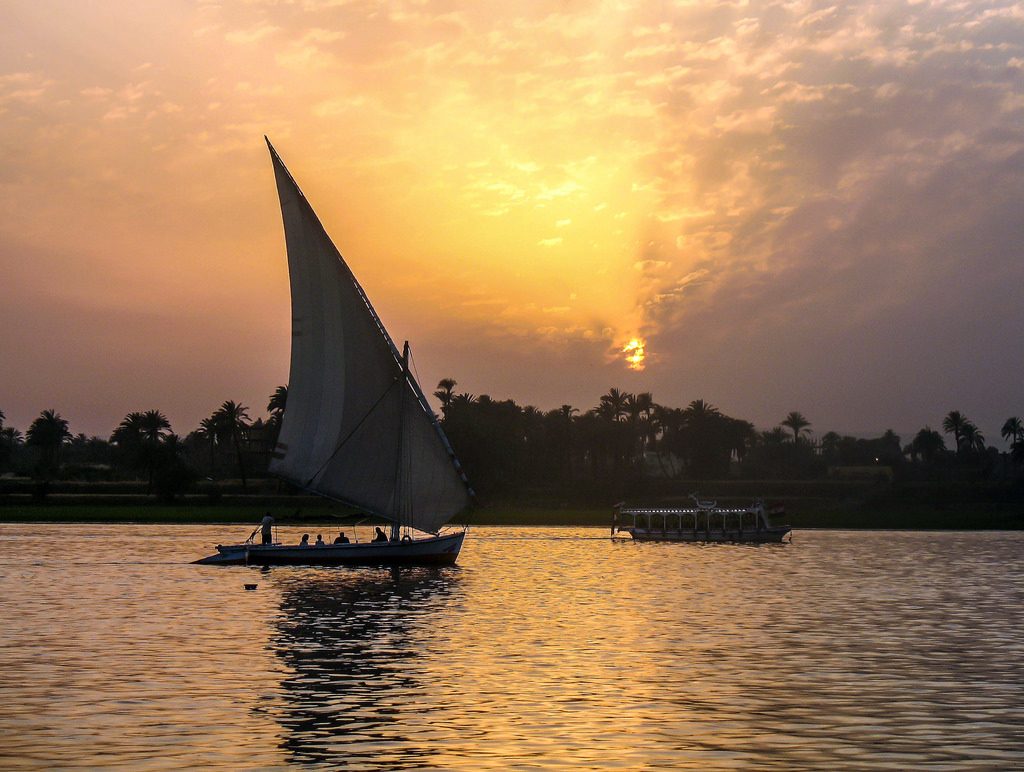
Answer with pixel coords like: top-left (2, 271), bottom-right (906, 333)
top-left (269, 568), bottom-right (462, 768)
top-left (0, 525), bottom-right (1023, 769)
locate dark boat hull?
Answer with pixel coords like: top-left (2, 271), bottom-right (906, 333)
top-left (194, 531), bottom-right (465, 566)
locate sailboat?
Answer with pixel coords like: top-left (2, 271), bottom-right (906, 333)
top-left (195, 139), bottom-right (474, 567)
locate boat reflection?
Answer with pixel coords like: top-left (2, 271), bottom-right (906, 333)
top-left (267, 567), bottom-right (463, 768)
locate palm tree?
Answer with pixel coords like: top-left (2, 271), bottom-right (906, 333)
top-left (942, 410), bottom-right (969, 454)
top-left (0, 408), bottom-right (5, 428)
top-left (623, 393), bottom-right (644, 423)
top-left (633, 393), bottom-right (657, 454)
top-left (725, 418), bottom-right (756, 462)
top-left (599, 388), bottom-right (630, 422)
top-left (26, 409), bottom-right (72, 475)
top-left (649, 404), bottom-right (682, 477)
top-left (111, 412), bottom-right (144, 443)
top-left (781, 411), bottom-right (811, 444)
top-left (140, 411), bottom-right (172, 490)
top-left (961, 422), bottom-right (985, 452)
top-left (879, 429), bottom-right (902, 465)
top-left (910, 427), bottom-right (945, 464)
top-left (681, 400), bottom-right (719, 434)
top-left (552, 405), bottom-right (577, 479)
top-left (267, 385), bottom-right (288, 419)
top-left (644, 404), bottom-right (679, 477)
top-left (265, 385), bottom-right (289, 452)
top-left (139, 410), bottom-right (171, 443)
top-left (433, 378), bottom-right (457, 416)
top-left (111, 412), bottom-right (145, 450)
top-left (1012, 438), bottom-right (1024, 466)
top-left (197, 416), bottom-right (219, 478)
top-left (448, 392), bottom-right (477, 410)
top-left (111, 412), bottom-right (143, 479)
top-left (680, 400), bottom-right (727, 479)
top-left (820, 431), bottom-right (842, 460)
top-left (592, 401), bottom-right (619, 423)
top-left (213, 400), bottom-right (251, 490)
top-left (148, 432), bottom-right (197, 501)
top-left (1001, 417), bottom-right (1023, 448)
top-left (0, 426), bottom-right (23, 472)
top-left (623, 393), bottom-right (653, 465)
top-left (111, 411), bottom-right (171, 491)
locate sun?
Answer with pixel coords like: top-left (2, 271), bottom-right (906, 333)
top-left (622, 338), bottom-right (646, 371)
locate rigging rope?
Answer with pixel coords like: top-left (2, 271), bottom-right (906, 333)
top-left (303, 377), bottom-right (400, 487)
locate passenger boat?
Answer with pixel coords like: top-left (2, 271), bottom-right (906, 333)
top-left (611, 495), bottom-right (791, 543)
top-left (195, 139), bottom-right (474, 567)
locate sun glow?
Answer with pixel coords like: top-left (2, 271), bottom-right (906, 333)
top-left (623, 338), bottom-right (646, 371)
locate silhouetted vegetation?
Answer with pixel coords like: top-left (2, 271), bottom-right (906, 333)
top-left (1, 387), bottom-right (1022, 517)
top-left (25, 409), bottom-right (71, 478)
top-left (429, 382), bottom-right (1023, 502)
top-left (1, 393), bottom-right (282, 501)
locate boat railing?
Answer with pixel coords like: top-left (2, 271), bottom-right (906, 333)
top-left (612, 500), bottom-right (773, 538)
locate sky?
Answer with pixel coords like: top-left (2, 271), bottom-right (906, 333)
top-left (1, 0), bottom-right (1023, 446)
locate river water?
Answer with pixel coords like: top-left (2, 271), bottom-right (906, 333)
top-left (0, 524), bottom-right (1022, 769)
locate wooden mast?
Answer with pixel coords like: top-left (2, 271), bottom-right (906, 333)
top-left (391, 341), bottom-right (411, 541)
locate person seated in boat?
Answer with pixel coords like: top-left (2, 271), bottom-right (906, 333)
top-left (260, 513), bottom-right (274, 545)
top-left (299, 533), bottom-right (310, 546)
top-left (372, 526), bottom-right (388, 543)
top-left (334, 532), bottom-right (350, 544)
top-left (315, 534), bottom-right (325, 546)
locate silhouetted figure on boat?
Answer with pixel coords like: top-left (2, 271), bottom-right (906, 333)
top-left (334, 532), bottom-right (350, 544)
top-left (299, 533), bottom-right (310, 546)
top-left (373, 526), bottom-right (389, 543)
top-left (315, 534), bottom-right (325, 546)
top-left (261, 513), bottom-right (274, 545)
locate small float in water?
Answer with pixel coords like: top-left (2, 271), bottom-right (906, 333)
top-left (611, 495), bottom-right (791, 544)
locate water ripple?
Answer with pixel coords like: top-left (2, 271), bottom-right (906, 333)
top-left (0, 524), bottom-right (1022, 768)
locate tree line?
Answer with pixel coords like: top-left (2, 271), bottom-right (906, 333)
top-left (0, 392), bottom-right (286, 499)
top-left (1, 384), bottom-right (1022, 500)
top-left (431, 382), bottom-right (1024, 498)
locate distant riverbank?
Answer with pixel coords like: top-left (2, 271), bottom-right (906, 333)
top-left (1, 502), bottom-right (1021, 530)
top-left (2, 477), bottom-right (1021, 529)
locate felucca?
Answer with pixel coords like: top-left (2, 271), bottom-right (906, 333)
top-left (196, 139), bottom-right (473, 566)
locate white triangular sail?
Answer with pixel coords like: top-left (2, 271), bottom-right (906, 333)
top-left (266, 139), bottom-right (472, 534)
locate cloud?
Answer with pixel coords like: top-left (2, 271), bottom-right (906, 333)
top-left (225, 23), bottom-right (280, 45)
top-left (80, 86), bottom-right (113, 98)
top-left (2, 0), bottom-right (1023, 436)
top-left (274, 28), bottom-right (346, 70)
top-left (0, 72), bottom-right (53, 112)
